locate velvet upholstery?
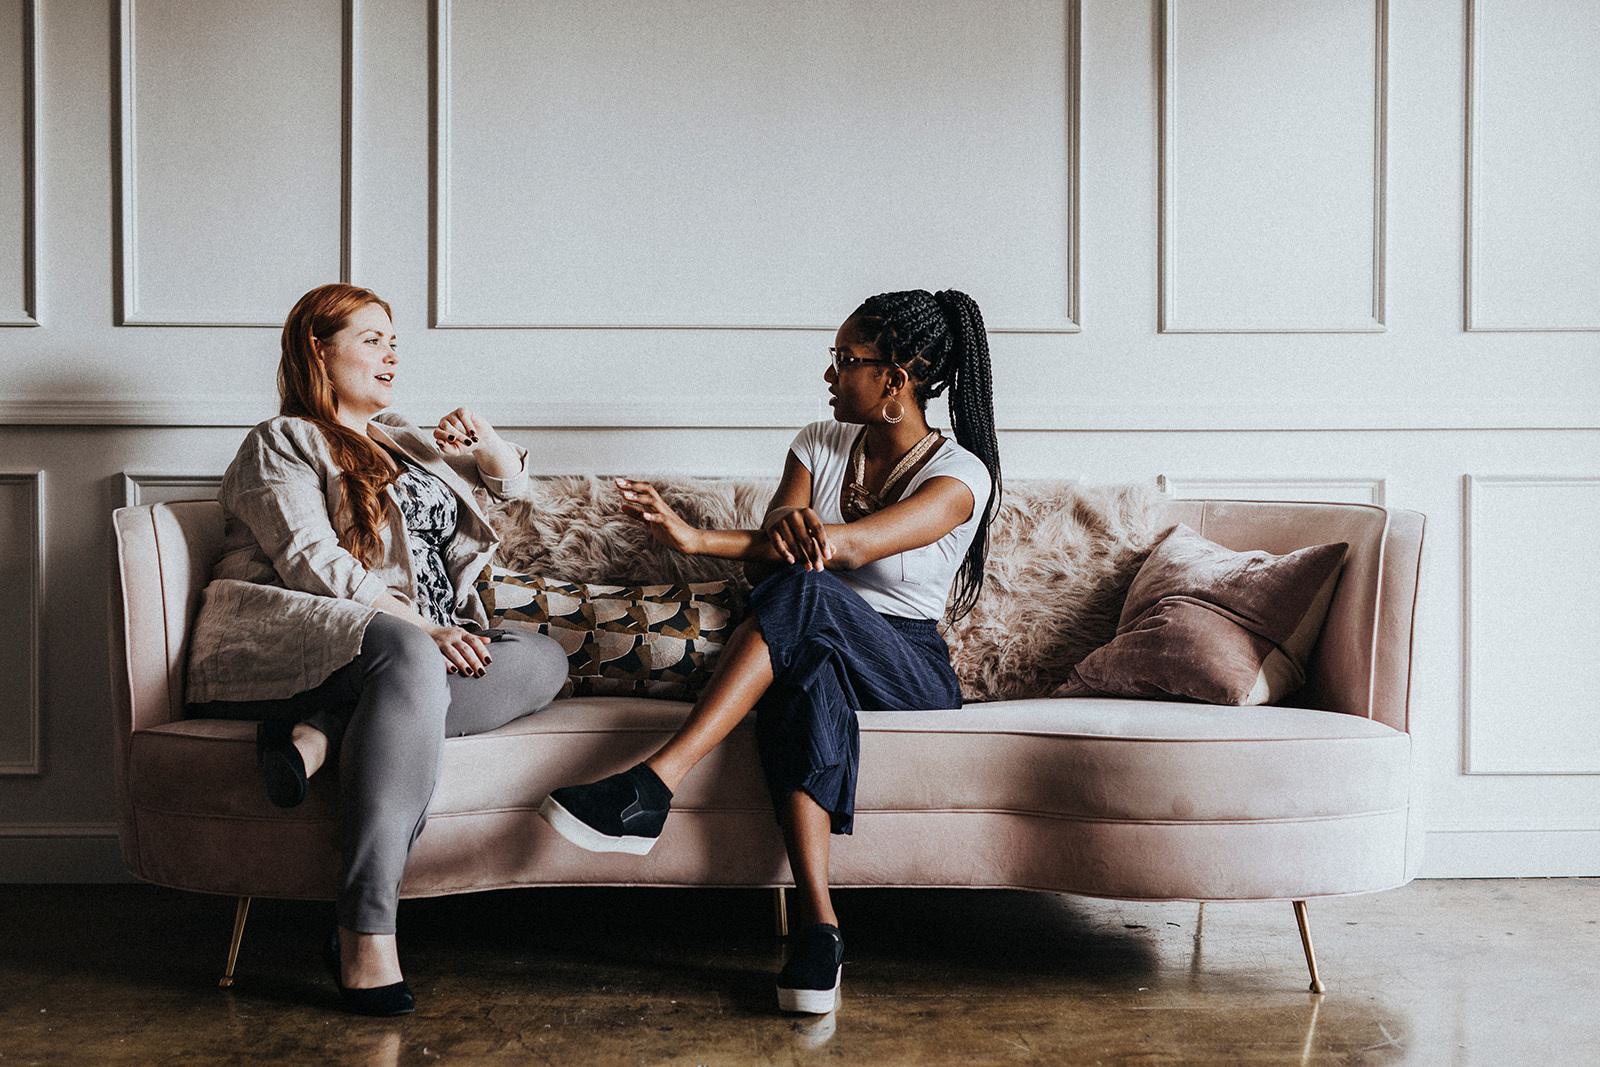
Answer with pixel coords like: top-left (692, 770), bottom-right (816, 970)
top-left (109, 489), bottom-right (1427, 903)
top-left (1058, 525), bottom-right (1350, 705)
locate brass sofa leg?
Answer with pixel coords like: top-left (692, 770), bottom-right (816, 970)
top-left (773, 887), bottom-right (789, 939)
top-left (1292, 900), bottom-right (1325, 994)
top-left (219, 896), bottom-right (252, 989)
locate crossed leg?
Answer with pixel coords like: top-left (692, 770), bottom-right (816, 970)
top-left (642, 616), bottom-right (839, 929)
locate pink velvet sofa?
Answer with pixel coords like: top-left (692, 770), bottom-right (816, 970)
top-left (109, 491), bottom-right (1425, 994)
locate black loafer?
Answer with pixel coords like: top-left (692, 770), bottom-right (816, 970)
top-left (778, 923), bottom-right (843, 1014)
top-left (256, 720), bottom-right (307, 809)
top-left (324, 928), bottom-right (415, 1017)
top-left (539, 762), bottom-right (673, 855)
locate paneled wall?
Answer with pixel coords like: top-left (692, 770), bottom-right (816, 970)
top-left (0, 0), bottom-right (1596, 880)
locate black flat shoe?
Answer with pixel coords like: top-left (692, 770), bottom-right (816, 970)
top-left (324, 928), bottom-right (415, 1017)
top-left (256, 720), bottom-right (307, 809)
top-left (539, 762), bottom-right (673, 855)
top-left (777, 923), bottom-right (843, 1014)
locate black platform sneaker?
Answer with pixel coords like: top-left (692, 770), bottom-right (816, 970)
top-left (777, 922), bottom-right (843, 1014)
top-left (539, 762), bottom-right (673, 855)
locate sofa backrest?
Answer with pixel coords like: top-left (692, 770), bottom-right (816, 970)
top-left (108, 488), bottom-right (1423, 746)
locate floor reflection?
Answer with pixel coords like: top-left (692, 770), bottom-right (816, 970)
top-left (0, 880), bottom-right (1591, 1064)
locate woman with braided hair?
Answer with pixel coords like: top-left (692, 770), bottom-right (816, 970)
top-left (541, 289), bottom-right (1001, 1014)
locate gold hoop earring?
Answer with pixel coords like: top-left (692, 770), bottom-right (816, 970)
top-left (883, 397), bottom-right (905, 424)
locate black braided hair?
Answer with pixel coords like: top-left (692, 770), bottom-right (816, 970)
top-left (849, 289), bottom-right (1002, 622)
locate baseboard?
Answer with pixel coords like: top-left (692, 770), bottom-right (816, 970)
top-left (0, 825), bottom-right (132, 883)
top-left (1418, 830), bottom-right (1600, 877)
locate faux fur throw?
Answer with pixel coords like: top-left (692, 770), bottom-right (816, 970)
top-left (485, 475), bottom-right (1172, 702)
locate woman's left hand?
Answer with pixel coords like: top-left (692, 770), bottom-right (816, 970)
top-left (433, 407), bottom-right (498, 456)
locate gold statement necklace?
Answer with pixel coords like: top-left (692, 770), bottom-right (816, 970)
top-left (842, 427), bottom-right (941, 521)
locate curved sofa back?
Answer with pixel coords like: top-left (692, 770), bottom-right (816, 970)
top-left (1158, 499), bottom-right (1424, 733)
top-left (108, 494), bottom-right (1424, 749)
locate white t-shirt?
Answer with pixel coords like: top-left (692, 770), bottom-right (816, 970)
top-left (787, 419), bottom-right (993, 621)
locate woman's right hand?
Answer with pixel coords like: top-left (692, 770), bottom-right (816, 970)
top-left (764, 506), bottom-right (832, 570)
top-left (428, 624), bottom-right (492, 677)
top-left (616, 479), bottom-right (704, 554)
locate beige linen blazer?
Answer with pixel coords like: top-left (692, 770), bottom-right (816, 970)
top-left (185, 412), bottom-right (529, 704)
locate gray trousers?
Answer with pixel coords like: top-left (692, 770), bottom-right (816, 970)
top-left (192, 613), bottom-right (569, 933)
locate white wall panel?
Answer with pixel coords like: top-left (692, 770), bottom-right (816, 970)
top-left (0, 472), bottom-right (43, 775)
top-left (1463, 475), bottom-right (1600, 774)
top-left (121, 473), bottom-right (222, 507)
top-left (117, 0), bottom-right (348, 325)
top-left (1465, 0), bottom-right (1600, 330)
top-left (0, 0), bottom-right (37, 325)
top-left (1160, 0), bottom-right (1385, 332)
top-left (1158, 475), bottom-right (1385, 505)
top-left (434, 0), bottom-right (1078, 331)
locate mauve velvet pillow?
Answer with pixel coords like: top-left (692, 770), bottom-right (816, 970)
top-left (1053, 523), bottom-right (1349, 705)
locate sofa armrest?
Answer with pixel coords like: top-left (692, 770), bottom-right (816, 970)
top-left (1157, 499), bottom-right (1425, 732)
top-left (1369, 508), bottom-right (1426, 733)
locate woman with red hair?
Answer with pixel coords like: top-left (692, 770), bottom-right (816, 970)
top-left (186, 283), bottom-right (568, 1015)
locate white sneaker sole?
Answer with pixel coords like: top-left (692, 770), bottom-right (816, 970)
top-left (777, 968), bottom-right (841, 1014)
top-left (538, 795), bottom-right (659, 856)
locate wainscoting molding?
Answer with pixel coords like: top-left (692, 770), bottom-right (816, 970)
top-left (0, 824), bottom-right (126, 883)
top-left (0, 0), bottom-right (39, 326)
top-left (1158, 0), bottom-right (1388, 333)
top-left (1464, 0), bottom-right (1600, 331)
top-left (115, 0), bottom-right (356, 326)
top-left (1461, 473), bottom-right (1600, 775)
top-left (1157, 474), bottom-right (1387, 505)
top-left (0, 471), bottom-right (43, 775)
top-left (429, 0), bottom-right (1081, 333)
top-left (121, 473), bottom-right (224, 508)
top-left (6, 396), bottom-right (1600, 432)
top-left (1420, 828), bottom-right (1600, 877)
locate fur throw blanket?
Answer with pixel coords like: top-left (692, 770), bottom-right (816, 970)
top-left (485, 476), bottom-right (1172, 701)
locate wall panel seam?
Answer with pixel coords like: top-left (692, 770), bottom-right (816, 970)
top-left (7, 397), bottom-right (1600, 430)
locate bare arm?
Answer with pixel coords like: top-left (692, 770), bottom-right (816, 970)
top-left (616, 465), bottom-right (975, 574)
top-left (809, 476), bottom-right (976, 570)
top-left (745, 452), bottom-right (818, 584)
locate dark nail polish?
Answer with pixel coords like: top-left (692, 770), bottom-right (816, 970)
top-left (448, 666), bottom-right (457, 674)
top-left (476, 668), bottom-right (485, 677)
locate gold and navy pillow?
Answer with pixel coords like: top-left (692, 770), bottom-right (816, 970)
top-left (474, 566), bottom-right (743, 701)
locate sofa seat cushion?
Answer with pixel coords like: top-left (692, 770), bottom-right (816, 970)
top-left (132, 697), bottom-right (1407, 829)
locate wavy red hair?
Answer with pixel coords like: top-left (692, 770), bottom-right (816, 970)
top-left (278, 283), bottom-right (398, 569)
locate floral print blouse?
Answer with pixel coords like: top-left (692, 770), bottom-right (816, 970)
top-left (387, 458), bottom-right (460, 627)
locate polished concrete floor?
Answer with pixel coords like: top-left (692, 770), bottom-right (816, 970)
top-left (0, 879), bottom-right (1595, 1065)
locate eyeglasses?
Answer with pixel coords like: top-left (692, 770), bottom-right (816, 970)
top-left (828, 347), bottom-right (894, 374)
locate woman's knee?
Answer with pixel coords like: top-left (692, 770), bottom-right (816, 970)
top-left (360, 615), bottom-right (448, 692)
top-left (499, 630), bottom-right (570, 710)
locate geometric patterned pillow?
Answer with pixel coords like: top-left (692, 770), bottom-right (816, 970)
top-left (474, 566), bottom-right (744, 701)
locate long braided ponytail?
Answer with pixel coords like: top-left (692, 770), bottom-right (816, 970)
top-left (850, 289), bottom-right (1002, 621)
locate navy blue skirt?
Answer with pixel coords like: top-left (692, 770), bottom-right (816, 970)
top-left (747, 563), bottom-right (962, 835)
